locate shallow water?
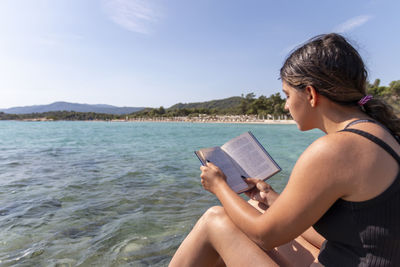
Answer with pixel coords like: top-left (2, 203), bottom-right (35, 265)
top-left (0, 121), bottom-right (322, 266)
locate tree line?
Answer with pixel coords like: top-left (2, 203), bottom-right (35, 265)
top-left (0, 79), bottom-right (398, 121)
top-left (367, 79), bottom-right (400, 96)
top-left (367, 79), bottom-right (400, 115)
top-left (130, 92), bottom-right (289, 118)
top-left (0, 93), bottom-right (288, 120)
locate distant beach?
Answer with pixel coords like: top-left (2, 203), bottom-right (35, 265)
top-left (22, 115), bottom-right (296, 124)
top-left (126, 117), bottom-right (296, 124)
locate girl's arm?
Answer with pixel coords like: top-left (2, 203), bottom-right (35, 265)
top-left (200, 135), bottom-right (352, 250)
top-left (245, 178), bottom-right (325, 249)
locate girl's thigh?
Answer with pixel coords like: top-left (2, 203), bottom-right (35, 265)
top-left (247, 199), bottom-right (321, 267)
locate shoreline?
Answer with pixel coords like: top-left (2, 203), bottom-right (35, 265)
top-left (120, 118), bottom-right (296, 125)
top-left (15, 115), bottom-right (296, 125)
top-left (15, 119), bottom-right (296, 125)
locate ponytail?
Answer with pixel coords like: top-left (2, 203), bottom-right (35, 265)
top-left (364, 98), bottom-right (400, 137)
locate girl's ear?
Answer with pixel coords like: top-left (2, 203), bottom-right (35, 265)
top-left (305, 86), bottom-right (318, 107)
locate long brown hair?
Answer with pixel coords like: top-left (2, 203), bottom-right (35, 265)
top-left (280, 33), bottom-right (400, 137)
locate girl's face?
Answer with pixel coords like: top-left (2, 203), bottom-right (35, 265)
top-left (282, 82), bottom-right (313, 131)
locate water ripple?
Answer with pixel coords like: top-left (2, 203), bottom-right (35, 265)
top-left (0, 121), bottom-right (322, 266)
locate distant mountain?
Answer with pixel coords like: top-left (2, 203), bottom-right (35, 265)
top-left (168, 96), bottom-right (243, 110)
top-left (0, 102), bottom-right (145, 115)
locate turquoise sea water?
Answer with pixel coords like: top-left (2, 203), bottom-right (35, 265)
top-left (0, 121), bottom-right (322, 266)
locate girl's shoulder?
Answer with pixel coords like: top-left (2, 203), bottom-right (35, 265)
top-left (293, 132), bottom-right (365, 192)
top-left (302, 131), bottom-right (359, 160)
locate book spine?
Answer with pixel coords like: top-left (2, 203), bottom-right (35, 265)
top-left (194, 151), bottom-right (206, 166)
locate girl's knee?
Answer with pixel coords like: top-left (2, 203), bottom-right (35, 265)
top-left (199, 206), bottom-right (227, 226)
top-left (206, 206), bottom-right (225, 216)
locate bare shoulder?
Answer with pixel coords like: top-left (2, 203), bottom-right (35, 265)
top-left (290, 132), bottom-right (361, 195)
top-left (298, 132), bottom-right (359, 169)
top-left (303, 131), bottom-right (359, 158)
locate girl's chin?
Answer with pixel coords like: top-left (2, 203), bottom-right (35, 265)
top-left (295, 121), bottom-right (310, 131)
top-left (296, 124), bottom-right (306, 131)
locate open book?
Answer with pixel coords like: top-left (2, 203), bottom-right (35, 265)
top-left (195, 131), bottom-right (281, 194)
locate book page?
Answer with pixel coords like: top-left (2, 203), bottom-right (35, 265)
top-left (195, 147), bottom-right (249, 193)
top-left (221, 132), bottom-right (280, 180)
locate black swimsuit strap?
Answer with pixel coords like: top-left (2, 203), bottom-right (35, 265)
top-left (343, 119), bottom-right (377, 129)
top-left (343, 119), bottom-right (400, 145)
top-left (340, 128), bottom-right (400, 165)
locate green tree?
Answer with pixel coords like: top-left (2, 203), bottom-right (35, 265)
top-left (373, 78), bottom-right (381, 88)
top-left (239, 93), bottom-right (255, 114)
top-left (158, 106), bottom-right (166, 115)
top-left (389, 80), bottom-right (400, 95)
top-left (367, 78), bottom-right (389, 96)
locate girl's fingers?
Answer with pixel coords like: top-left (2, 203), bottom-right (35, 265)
top-left (244, 177), bottom-right (260, 185)
top-left (256, 181), bottom-right (269, 192)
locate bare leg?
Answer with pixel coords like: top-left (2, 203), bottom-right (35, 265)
top-left (169, 208), bottom-right (220, 267)
top-left (300, 226), bottom-right (325, 249)
top-left (169, 206), bottom-right (279, 267)
top-left (170, 201), bottom-right (322, 267)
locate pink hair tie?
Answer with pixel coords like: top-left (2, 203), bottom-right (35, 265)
top-left (358, 95), bottom-right (373, 106)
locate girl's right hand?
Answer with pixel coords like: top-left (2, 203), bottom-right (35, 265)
top-left (244, 178), bottom-right (279, 207)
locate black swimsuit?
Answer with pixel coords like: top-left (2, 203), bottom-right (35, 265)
top-left (313, 120), bottom-right (400, 266)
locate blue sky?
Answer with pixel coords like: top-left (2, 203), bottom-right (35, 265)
top-left (1, 0), bottom-right (399, 109)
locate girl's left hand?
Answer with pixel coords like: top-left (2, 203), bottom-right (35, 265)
top-left (244, 178), bottom-right (278, 208)
top-left (200, 161), bottom-right (227, 194)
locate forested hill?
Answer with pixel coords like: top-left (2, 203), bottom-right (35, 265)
top-left (133, 93), bottom-right (288, 118)
top-left (169, 97), bottom-right (243, 110)
top-left (0, 101), bottom-right (145, 115)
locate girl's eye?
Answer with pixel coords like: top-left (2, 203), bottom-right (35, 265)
top-left (283, 91), bottom-right (289, 98)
